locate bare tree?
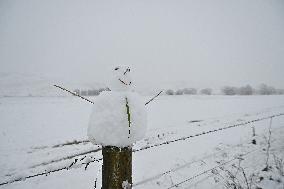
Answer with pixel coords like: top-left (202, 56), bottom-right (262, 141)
top-left (276, 89), bottom-right (284, 95)
top-left (258, 84), bottom-right (276, 95)
top-left (165, 89), bottom-right (174, 95)
top-left (222, 86), bottom-right (238, 95)
top-left (183, 88), bottom-right (197, 95)
top-left (73, 89), bottom-right (80, 95)
top-left (238, 85), bottom-right (254, 95)
top-left (175, 89), bottom-right (184, 95)
top-left (200, 88), bottom-right (212, 95)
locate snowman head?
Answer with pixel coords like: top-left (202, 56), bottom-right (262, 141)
top-left (109, 65), bottom-right (132, 91)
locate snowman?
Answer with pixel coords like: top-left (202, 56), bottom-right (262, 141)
top-left (87, 66), bottom-right (147, 147)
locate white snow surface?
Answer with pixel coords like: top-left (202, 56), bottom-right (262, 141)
top-left (122, 180), bottom-right (131, 189)
top-left (88, 91), bottom-right (147, 147)
top-left (1, 95), bottom-right (284, 189)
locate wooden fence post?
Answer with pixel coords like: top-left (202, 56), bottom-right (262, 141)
top-left (102, 146), bottom-right (132, 189)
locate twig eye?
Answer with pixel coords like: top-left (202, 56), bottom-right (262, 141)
top-left (124, 67), bottom-right (131, 75)
top-left (114, 67), bottom-right (119, 71)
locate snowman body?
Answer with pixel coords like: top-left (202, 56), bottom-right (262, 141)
top-left (87, 66), bottom-right (147, 147)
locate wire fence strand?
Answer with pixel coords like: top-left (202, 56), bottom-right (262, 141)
top-left (167, 149), bottom-right (259, 189)
top-left (134, 113), bottom-right (284, 153)
top-left (1, 113), bottom-right (283, 187)
top-left (133, 136), bottom-right (261, 187)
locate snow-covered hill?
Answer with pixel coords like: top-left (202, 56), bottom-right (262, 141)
top-left (0, 72), bottom-right (106, 97)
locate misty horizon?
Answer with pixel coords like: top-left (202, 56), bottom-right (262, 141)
top-left (1, 0), bottom-right (284, 90)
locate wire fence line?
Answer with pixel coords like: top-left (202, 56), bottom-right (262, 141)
top-left (133, 113), bottom-right (284, 152)
top-left (133, 137), bottom-right (258, 187)
top-left (1, 113), bottom-right (283, 187)
top-left (30, 147), bottom-right (102, 169)
top-left (28, 111), bottom-right (280, 170)
top-left (82, 113), bottom-right (284, 170)
top-left (133, 126), bottom-right (284, 189)
top-left (0, 156), bottom-right (103, 186)
top-left (166, 148), bottom-right (260, 189)
top-left (165, 115), bottom-right (283, 189)
top-left (27, 113), bottom-right (283, 167)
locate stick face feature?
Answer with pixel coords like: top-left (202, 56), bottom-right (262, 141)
top-left (110, 65), bottom-right (133, 92)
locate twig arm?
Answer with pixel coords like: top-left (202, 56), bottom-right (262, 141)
top-left (54, 84), bottom-right (162, 106)
top-left (145, 91), bottom-right (163, 106)
top-left (53, 85), bottom-right (95, 104)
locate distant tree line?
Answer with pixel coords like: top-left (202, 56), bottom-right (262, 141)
top-left (73, 88), bottom-right (110, 96)
top-left (164, 84), bottom-right (284, 96)
top-left (165, 88), bottom-right (212, 95)
top-left (221, 84), bottom-right (284, 95)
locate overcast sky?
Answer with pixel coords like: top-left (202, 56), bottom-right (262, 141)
top-left (1, 0), bottom-right (284, 89)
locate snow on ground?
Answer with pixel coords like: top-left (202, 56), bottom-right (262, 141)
top-left (0, 95), bottom-right (284, 188)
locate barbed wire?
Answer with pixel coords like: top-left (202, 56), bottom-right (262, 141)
top-left (85, 114), bottom-right (279, 168)
top-left (0, 157), bottom-right (102, 186)
top-left (133, 136), bottom-right (261, 187)
top-left (28, 113), bottom-right (283, 169)
top-left (133, 113), bottom-right (284, 153)
top-left (29, 112), bottom-right (282, 152)
top-left (166, 149), bottom-right (259, 189)
top-left (52, 139), bottom-right (90, 148)
top-left (1, 113), bottom-right (283, 187)
top-left (30, 147), bottom-right (101, 169)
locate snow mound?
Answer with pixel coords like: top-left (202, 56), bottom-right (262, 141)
top-left (87, 91), bottom-right (147, 147)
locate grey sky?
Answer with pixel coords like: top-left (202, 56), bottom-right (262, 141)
top-left (1, 0), bottom-right (284, 89)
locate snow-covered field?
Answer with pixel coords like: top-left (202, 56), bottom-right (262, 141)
top-left (1, 95), bottom-right (284, 189)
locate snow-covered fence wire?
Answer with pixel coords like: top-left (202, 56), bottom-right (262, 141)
top-left (27, 113), bottom-right (283, 170)
top-left (0, 156), bottom-right (102, 186)
top-left (1, 113), bottom-right (283, 187)
top-left (166, 149), bottom-right (260, 189)
top-left (133, 137), bottom-right (257, 187)
top-left (133, 113), bottom-right (284, 152)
